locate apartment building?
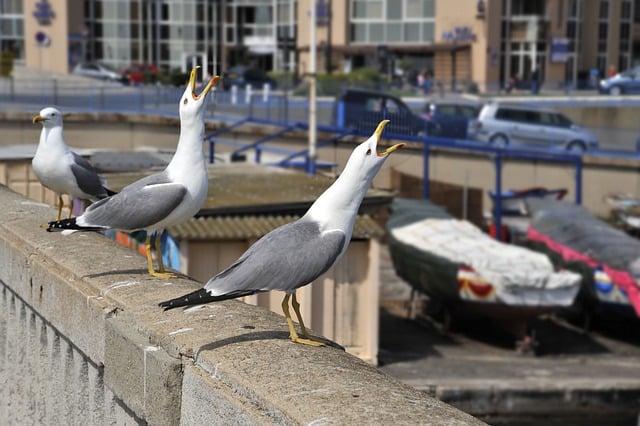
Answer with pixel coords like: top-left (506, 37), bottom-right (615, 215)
top-left (3, 0), bottom-right (640, 92)
top-left (299, 0), bottom-right (639, 91)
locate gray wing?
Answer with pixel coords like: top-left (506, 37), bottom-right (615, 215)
top-left (80, 171), bottom-right (186, 231)
top-left (70, 152), bottom-right (109, 199)
top-left (204, 218), bottom-right (347, 295)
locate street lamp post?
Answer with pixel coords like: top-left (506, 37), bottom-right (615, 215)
top-left (308, 1), bottom-right (317, 175)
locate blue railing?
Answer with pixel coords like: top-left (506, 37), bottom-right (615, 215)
top-left (7, 77), bottom-right (640, 240)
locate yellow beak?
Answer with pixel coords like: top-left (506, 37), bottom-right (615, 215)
top-left (189, 66), bottom-right (220, 100)
top-left (373, 120), bottom-right (405, 156)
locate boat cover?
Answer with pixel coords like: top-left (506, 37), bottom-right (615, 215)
top-left (388, 198), bottom-right (581, 306)
top-left (527, 199), bottom-right (640, 315)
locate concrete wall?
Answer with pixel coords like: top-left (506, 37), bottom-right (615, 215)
top-left (0, 186), bottom-right (482, 425)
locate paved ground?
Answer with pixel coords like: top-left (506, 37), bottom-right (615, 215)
top-left (377, 245), bottom-right (640, 426)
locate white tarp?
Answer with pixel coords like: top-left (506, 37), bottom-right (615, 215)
top-left (392, 218), bottom-right (581, 303)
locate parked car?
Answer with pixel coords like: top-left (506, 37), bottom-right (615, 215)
top-left (421, 101), bottom-right (481, 139)
top-left (332, 89), bottom-right (427, 136)
top-left (468, 103), bottom-right (598, 152)
top-left (221, 66), bottom-right (277, 91)
top-left (598, 66), bottom-right (640, 95)
top-left (71, 62), bottom-right (127, 83)
top-left (122, 63), bottom-right (158, 85)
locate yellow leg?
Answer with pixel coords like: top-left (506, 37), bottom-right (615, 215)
top-left (281, 294), bottom-right (324, 347)
top-left (144, 234), bottom-right (175, 279)
top-left (56, 195), bottom-right (64, 221)
top-left (154, 234), bottom-right (176, 278)
top-left (291, 293), bottom-right (310, 337)
top-left (67, 198), bottom-right (74, 218)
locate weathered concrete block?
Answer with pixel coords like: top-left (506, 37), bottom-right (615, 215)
top-left (180, 364), bottom-right (289, 426)
top-left (105, 317), bottom-right (183, 426)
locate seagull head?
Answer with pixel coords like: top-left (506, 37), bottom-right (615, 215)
top-left (345, 120), bottom-right (404, 177)
top-left (32, 107), bottom-right (63, 128)
top-left (179, 67), bottom-right (220, 121)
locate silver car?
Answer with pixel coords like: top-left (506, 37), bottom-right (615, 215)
top-left (468, 103), bottom-right (598, 152)
top-left (71, 62), bottom-right (125, 83)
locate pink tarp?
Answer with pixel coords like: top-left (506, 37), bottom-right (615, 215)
top-left (527, 226), bottom-right (640, 316)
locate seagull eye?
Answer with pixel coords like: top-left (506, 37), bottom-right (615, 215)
top-left (183, 98), bottom-right (188, 105)
top-left (366, 148), bottom-right (372, 156)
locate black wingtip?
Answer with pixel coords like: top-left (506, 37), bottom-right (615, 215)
top-left (46, 218), bottom-right (77, 232)
top-left (158, 288), bottom-right (212, 311)
top-left (46, 218), bottom-right (105, 233)
top-left (105, 187), bottom-right (118, 197)
top-left (159, 288), bottom-right (253, 311)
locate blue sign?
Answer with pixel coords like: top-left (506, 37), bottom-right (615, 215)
top-left (550, 38), bottom-right (569, 63)
top-left (33, 0), bottom-right (55, 26)
top-left (441, 27), bottom-right (477, 43)
top-left (316, 1), bottom-right (330, 26)
top-left (35, 31), bottom-right (51, 47)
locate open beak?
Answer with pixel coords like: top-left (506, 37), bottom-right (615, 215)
top-left (373, 120), bottom-right (405, 156)
top-left (189, 67), bottom-right (220, 100)
top-left (32, 115), bottom-right (45, 124)
top-left (381, 143), bottom-right (405, 156)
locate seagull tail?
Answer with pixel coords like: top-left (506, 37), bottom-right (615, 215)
top-left (46, 218), bottom-right (105, 233)
top-left (159, 288), bottom-right (254, 311)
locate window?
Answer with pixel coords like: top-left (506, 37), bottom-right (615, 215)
top-left (554, 114), bottom-right (573, 127)
top-left (525, 111), bottom-right (541, 124)
top-left (496, 108), bottom-right (528, 122)
top-left (385, 99), bottom-right (402, 114)
top-left (538, 112), bottom-right (553, 124)
top-left (350, 0), bottom-right (434, 44)
top-left (352, 0), bottom-right (383, 19)
top-left (599, 0), bottom-right (609, 19)
top-left (365, 98), bottom-right (382, 112)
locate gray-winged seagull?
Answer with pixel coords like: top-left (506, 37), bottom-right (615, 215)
top-left (159, 120), bottom-right (403, 346)
top-left (45, 68), bottom-right (219, 278)
top-left (32, 107), bottom-right (116, 220)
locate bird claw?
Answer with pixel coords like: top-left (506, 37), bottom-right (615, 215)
top-left (150, 271), bottom-right (178, 279)
top-left (290, 336), bottom-right (325, 347)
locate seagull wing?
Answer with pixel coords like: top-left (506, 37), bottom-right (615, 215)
top-left (69, 152), bottom-right (109, 199)
top-left (204, 218), bottom-right (347, 296)
top-left (79, 172), bottom-right (187, 231)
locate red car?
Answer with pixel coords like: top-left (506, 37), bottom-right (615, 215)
top-left (122, 63), bottom-right (158, 85)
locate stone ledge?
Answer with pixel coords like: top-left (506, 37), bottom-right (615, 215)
top-left (0, 185), bottom-right (484, 425)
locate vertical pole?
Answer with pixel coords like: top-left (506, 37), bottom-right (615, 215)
top-left (575, 157), bottom-right (582, 205)
top-left (326, 0), bottom-right (332, 74)
top-left (422, 143), bottom-right (430, 199)
top-left (308, 1), bottom-right (317, 175)
top-left (53, 79), bottom-right (58, 105)
top-left (494, 154), bottom-right (503, 241)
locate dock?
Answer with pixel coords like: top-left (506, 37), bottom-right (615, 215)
top-left (378, 246), bottom-right (640, 425)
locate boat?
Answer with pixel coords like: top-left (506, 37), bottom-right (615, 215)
top-left (604, 192), bottom-right (640, 234)
top-left (526, 199), bottom-right (640, 318)
top-left (489, 186), bottom-right (567, 216)
top-left (387, 198), bottom-right (582, 352)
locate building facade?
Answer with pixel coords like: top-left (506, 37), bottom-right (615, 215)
top-left (298, 0), bottom-right (640, 92)
top-left (3, 0), bottom-right (640, 92)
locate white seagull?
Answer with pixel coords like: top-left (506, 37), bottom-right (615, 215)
top-left (32, 107), bottom-right (116, 220)
top-left (159, 120), bottom-right (403, 346)
top-left (46, 68), bottom-right (219, 278)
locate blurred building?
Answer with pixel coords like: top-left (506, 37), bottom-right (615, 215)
top-left (2, 0), bottom-right (640, 92)
top-left (299, 0), bottom-right (640, 92)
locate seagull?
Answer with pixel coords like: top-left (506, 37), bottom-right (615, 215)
top-left (159, 120), bottom-right (404, 346)
top-left (45, 68), bottom-right (219, 279)
top-left (32, 107), bottom-right (116, 220)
